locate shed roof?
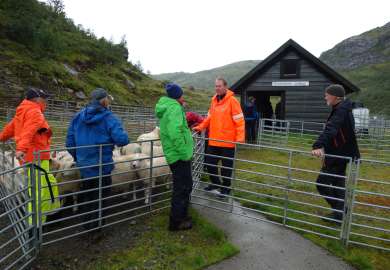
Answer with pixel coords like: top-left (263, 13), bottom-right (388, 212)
top-left (231, 39), bottom-right (360, 94)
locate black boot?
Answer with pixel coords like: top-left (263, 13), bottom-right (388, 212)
top-left (169, 216), bottom-right (193, 231)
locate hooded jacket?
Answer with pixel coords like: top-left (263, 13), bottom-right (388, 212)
top-left (66, 102), bottom-right (129, 177)
top-left (196, 90), bottom-right (245, 148)
top-left (155, 97), bottom-right (193, 164)
top-left (313, 99), bottom-right (360, 164)
top-left (0, 99), bottom-right (51, 162)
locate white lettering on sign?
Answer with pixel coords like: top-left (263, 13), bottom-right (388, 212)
top-left (272, 81), bottom-right (310, 87)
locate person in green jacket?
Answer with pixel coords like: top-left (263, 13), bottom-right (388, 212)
top-left (155, 83), bottom-right (194, 231)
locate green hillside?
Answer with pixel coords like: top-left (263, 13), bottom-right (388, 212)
top-left (342, 62), bottom-right (390, 116)
top-left (320, 22), bottom-right (390, 117)
top-left (153, 60), bottom-right (260, 90)
top-left (0, 0), bottom-right (211, 109)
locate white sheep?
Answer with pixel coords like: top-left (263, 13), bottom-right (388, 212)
top-left (52, 150), bottom-right (73, 162)
top-left (137, 127), bottom-right (161, 146)
top-left (111, 154), bottom-right (139, 200)
top-left (120, 143), bottom-right (142, 155)
top-left (130, 153), bottom-right (172, 204)
top-left (50, 157), bottom-right (81, 212)
top-left (0, 151), bottom-right (25, 193)
top-left (113, 147), bottom-right (122, 157)
top-left (140, 142), bottom-right (164, 157)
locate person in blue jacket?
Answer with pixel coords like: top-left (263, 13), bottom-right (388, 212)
top-left (244, 96), bottom-right (259, 143)
top-left (66, 88), bottom-right (129, 230)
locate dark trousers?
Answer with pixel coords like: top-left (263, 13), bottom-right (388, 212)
top-left (246, 120), bottom-right (257, 143)
top-left (316, 162), bottom-right (347, 213)
top-left (169, 160), bottom-right (193, 222)
top-left (205, 146), bottom-right (235, 193)
top-left (79, 175), bottom-right (112, 229)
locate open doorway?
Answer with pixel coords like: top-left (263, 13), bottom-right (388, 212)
top-left (243, 91), bottom-right (285, 143)
top-left (247, 91), bottom-right (286, 120)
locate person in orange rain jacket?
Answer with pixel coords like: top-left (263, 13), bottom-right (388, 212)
top-left (193, 77), bottom-right (245, 199)
top-left (0, 87), bottom-right (60, 224)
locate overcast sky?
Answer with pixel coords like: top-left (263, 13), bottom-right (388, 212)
top-left (60, 0), bottom-right (390, 74)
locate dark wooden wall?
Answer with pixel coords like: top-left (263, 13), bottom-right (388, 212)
top-left (241, 49), bottom-right (335, 125)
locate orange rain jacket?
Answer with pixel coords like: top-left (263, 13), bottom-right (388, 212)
top-left (196, 90), bottom-right (245, 148)
top-left (0, 99), bottom-right (52, 163)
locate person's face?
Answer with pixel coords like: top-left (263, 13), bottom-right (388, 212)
top-left (100, 97), bottom-right (110, 108)
top-left (36, 97), bottom-right (47, 111)
top-left (215, 79), bottom-right (227, 96)
top-left (178, 96), bottom-right (185, 106)
top-left (325, 93), bottom-right (340, 106)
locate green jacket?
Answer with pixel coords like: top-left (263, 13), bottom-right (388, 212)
top-left (155, 96), bottom-right (193, 164)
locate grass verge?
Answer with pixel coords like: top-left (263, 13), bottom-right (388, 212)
top-left (88, 208), bottom-right (239, 270)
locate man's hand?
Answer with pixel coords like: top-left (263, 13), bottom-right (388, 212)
top-left (311, 148), bottom-right (324, 158)
top-left (15, 151), bottom-right (26, 162)
top-left (192, 125), bottom-right (202, 132)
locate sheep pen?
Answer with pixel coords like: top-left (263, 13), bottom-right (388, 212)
top-left (1, 110), bottom-right (389, 270)
top-left (0, 120), bottom-right (202, 270)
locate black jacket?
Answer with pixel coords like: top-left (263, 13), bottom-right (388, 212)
top-left (313, 99), bottom-right (360, 163)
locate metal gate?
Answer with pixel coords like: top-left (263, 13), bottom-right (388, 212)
top-left (1, 134), bottom-right (389, 269)
top-left (191, 133), bottom-right (390, 252)
top-left (0, 151), bottom-right (37, 270)
top-left (257, 118), bottom-right (290, 147)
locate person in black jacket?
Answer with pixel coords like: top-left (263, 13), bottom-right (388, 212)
top-left (312, 84), bottom-right (360, 222)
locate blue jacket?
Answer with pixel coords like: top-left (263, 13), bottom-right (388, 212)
top-left (244, 102), bottom-right (259, 121)
top-left (66, 102), bottom-right (129, 178)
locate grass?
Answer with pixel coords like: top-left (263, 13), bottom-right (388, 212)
top-left (0, 36), bottom-right (212, 111)
top-left (87, 208), bottom-right (239, 270)
top-left (259, 129), bottom-right (390, 161)
top-left (232, 146), bottom-right (390, 270)
top-left (343, 61), bottom-right (390, 117)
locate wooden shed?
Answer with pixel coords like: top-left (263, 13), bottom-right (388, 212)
top-left (231, 39), bottom-right (360, 124)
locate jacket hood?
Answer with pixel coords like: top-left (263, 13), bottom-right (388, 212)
top-left (212, 89), bottom-right (235, 104)
top-left (335, 99), bottom-right (353, 111)
top-left (155, 96), bottom-right (180, 119)
top-left (16, 99), bottom-right (42, 117)
top-left (80, 101), bottom-right (111, 124)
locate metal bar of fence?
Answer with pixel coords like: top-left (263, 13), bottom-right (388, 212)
top-left (230, 144), bottom-right (238, 213)
top-left (283, 151), bottom-right (293, 225)
top-left (1, 123), bottom-right (389, 269)
top-left (353, 212), bottom-right (390, 222)
top-left (192, 134), bottom-right (389, 251)
top-left (98, 145), bottom-right (103, 228)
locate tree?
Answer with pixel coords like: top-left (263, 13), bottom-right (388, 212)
top-left (135, 60), bottom-right (143, 73)
top-left (48, 0), bottom-right (64, 15)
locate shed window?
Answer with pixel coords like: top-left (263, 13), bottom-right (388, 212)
top-left (280, 59), bottom-right (300, 78)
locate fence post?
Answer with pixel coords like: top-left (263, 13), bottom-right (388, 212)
top-left (149, 140), bottom-right (154, 211)
top-left (285, 121), bottom-right (290, 147)
top-left (283, 151), bottom-right (293, 226)
top-left (35, 151), bottom-right (43, 246)
top-left (98, 145), bottom-right (103, 228)
top-left (341, 158), bottom-right (357, 246)
top-left (230, 144), bottom-right (238, 213)
top-left (29, 161), bottom-right (39, 255)
top-left (257, 119), bottom-right (263, 145)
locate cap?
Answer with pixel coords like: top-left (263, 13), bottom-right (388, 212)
top-left (25, 87), bottom-right (50, 100)
top-left (90, 88), bottom-right (109, 101)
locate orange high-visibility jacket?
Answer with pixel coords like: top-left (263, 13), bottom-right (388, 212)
top-left (197, 90), bottom-right (245, 148)
top-left (0, 100), bottom-right (52, 162)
